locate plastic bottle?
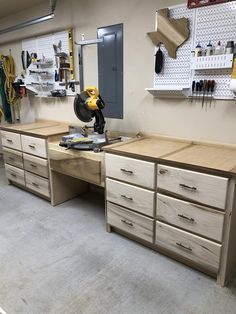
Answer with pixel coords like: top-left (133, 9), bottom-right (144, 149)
top-left (215, 41), bottom-right (222, 55)
top-left (195, 42), bottom-right (202, 57)
top-left (206, 41), bottom-right (213, 56)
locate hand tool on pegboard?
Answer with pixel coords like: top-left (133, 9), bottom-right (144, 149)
top-left (210, 80), bottom-right (215, 107)
top-left (202, 80), bottom-right (208, 108)
top-left (191, 80), bottom-right (195, 102)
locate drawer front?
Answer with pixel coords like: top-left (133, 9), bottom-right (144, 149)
top-left (157, 165), bottom-right (228, 209)
top-left (156, 221), bottom-right (221, 272)
top-left (21, 135), bottom-right (47, 158)
top-left (157, 194), bottom-right (224, 242)
top-left (25, 172), bottom-right (50, 197)
top-left (23, 154), bottom-right (48, 178)
top-left (106, 153), bottom-right (155, 189)
top-left (106, 178), bottom-right (154, 217)
top-left (3, 147), bottom-right (23, 169)
top-left (5, 164), bottom-right (25, 186)
top-left (107, 202), bottom-right (154, 243)
top-left (1, 131), bottom-right (21, 151)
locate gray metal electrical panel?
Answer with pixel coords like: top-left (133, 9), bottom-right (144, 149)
top-left (97, 24), bottom-right (123, 119)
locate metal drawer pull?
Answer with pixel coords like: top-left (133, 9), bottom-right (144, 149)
top-left (120, 168), bottom-right (133, 175)
top-left (179, 183), bottom-right (197, 191)
top-left (120, 194), bottom-right (133, 201)
top-left (32, 182), bottom-right (39, 188)
top-left (176, 242), bottom-right (192, 251)
top-left (10, 173), bottom-right (17, 177)
top-left (9, 157), bottom-right (15, 161)
top-left (6, 139), bottom-right (13, 143)
top-left (30, 164), bottom-right (37, 168)
top-left (178, 214), bottom-right (195, 223)
top-left (28, 144), bottom-right (36, 149)
top-left (159, 168), bottom-right (168, 175)
top-left (121, 219), bottom-right (133, 227)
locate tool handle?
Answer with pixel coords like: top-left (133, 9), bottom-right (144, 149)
top-left (192, 80), bottom-right (196, 92)
top-left (207, 80), bottom-right (211, 92)
top-left (211, 80), bottom-right (215, 92)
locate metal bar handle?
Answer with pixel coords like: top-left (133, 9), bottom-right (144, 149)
top-left (176, 242), bottom-right (192, 251)
top-left (30, 164), bottom-right (37, 168)
top-left (32, 182), bottom-right (39, 188)
top-left (179, 183), bottom-right (197, 191)
top-left (120, 194), bottom-right (133, 201)
top-left (120, 168), bottom-right (133, 175)
top-left (178, 214), bottom-right (195, 223)
top-left (6, 139), bottom-right (13, 143)
top-left (10, 173), bottom-right (17, 177)
top-left (121, 219), bottom-right (133, 227)
top-left (28, 144), bottom-right (36, 149)
top-left (159, 168), bottom-right (168, 175)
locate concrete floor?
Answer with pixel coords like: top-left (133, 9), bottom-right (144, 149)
top-left (0, 163), bottom-right (236, 314)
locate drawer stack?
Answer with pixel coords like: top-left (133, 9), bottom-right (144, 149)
top-left (106, 154), bottom-right (155, 244)
top-left (1, 130), bottom-right (50, 199)
top-left (105, 153), bottom-right (230, 276)
top-left (156, 164), bottom-right (228, 273)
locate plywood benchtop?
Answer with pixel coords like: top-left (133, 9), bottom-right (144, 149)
top-left (104, 136), bottom-right (236, 175)
top-left (0, 120), bottom-right (68, 138)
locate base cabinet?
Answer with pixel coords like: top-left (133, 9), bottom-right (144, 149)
top-left (105, 153), bottom-right (235, 286)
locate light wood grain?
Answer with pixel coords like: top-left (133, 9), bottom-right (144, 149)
top-left (23, 153), bottom-right (48, 178)
top-left (106, 153), bottom-right (155, 189)
top-left (105, 137), bottom-right (191, 160)
top-left (1, 131), bottom-right (22, 151)
top-left (50, 171), bottom-right (88, 206)
top-left (157, 165), bottom-right (229, 209)
top-left (5, 164), bottom-right (25, 186)
top-left (107, 202), bottom-right (154, 243)
top-left (25, 171), bottom-right (50, 197)
top-left (106, 178), bottom-right (154, 217)
top-left (21, 135), bottom-right (47, 158)
top-left (23, 124), bottom-right (68, 137)
top-left (157, 194), bottom-right (224, 242)
top-left (0, 121), bottom-right (60, 132)
top-left (156, 221), bottom-right (222, 272)
top-left (3, 147), bottom-right (23, 169)
top-left (165, 144), bottom-right (236, 173)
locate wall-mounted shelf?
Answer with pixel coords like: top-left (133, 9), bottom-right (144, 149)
top-left (146, 86), bottom-right (190, 98)
top-left (191, 54), bottom-right (234, 70)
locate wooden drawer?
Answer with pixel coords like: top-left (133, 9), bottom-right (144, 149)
top-left (5, 164), bottom-right (25, 186)
top-left (157, 194), bottom-right (224, 242)
top-left (1, 131), bottom-right (21, 151)
top-left (107, 202), bottom-right (154, 243)
top-left (3, 147), bottom-right (23, 169)
top-left (106, 153), bottom-right (155, 189)
top-left (21, 135), bottom-right (47, 158)
top-left (23, 153), bottom-right (48, 178)
top-left (106, 178), bottom-right (154, 217)
top-left (156, 221), bottom-right (222, 272)
top-left (25, 172), bottom-right (50, 198)
top-left (157, 165), bottom-right (228, 209)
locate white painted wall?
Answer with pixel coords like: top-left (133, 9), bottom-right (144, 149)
top-left (1, 0), bottom-right (236, 144)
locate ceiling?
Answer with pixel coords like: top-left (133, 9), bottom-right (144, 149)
top-left (0, 0), bottom-right (48, 19)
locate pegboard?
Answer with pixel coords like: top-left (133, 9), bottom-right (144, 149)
top-left (22, 30), bottom-right (75, 97)
top-left (153, 2), bottom-right (236, 100)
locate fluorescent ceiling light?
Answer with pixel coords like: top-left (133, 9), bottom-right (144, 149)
top-left (0, 0), bottom-right (57, 35)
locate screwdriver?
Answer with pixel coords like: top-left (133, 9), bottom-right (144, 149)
top-left (205, 80), bottom-right (211, 107)
top-left (210, 80), bottom-right (215, 107)
top-left (202, 80), bottom-right (208, 108)
top-left (199, 80), bottom-right (203, 103)
top-left (191, 80), bottom-right (196, 103)
top-left (195, 81), bottom-right (200, 103)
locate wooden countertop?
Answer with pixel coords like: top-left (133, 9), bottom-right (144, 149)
top-left (105, 136), bottom-right (236, 175)
top-left (0, 121), bottom-right (68, 138)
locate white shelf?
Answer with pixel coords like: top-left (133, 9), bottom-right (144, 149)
top-left (146, 86), bottom-right (190, 98)
top-left (191, 54), bottom-right (234, 70)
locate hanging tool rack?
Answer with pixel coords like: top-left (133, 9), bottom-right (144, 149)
top-left (146, 2), bottom-right (236, 100)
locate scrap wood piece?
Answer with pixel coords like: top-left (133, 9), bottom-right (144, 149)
top-left (147, 8), bottom-right (190, 59)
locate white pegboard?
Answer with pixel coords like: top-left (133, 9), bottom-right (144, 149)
top-left (22, 30), bottom-right (74, 97)
top-left (153, 2), bottom-right (236, 100)
top-left (154, 5), bottom-right (195, 88)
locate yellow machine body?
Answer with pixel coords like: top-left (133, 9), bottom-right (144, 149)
top-left (85, 86), bottom-right (100, 110)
